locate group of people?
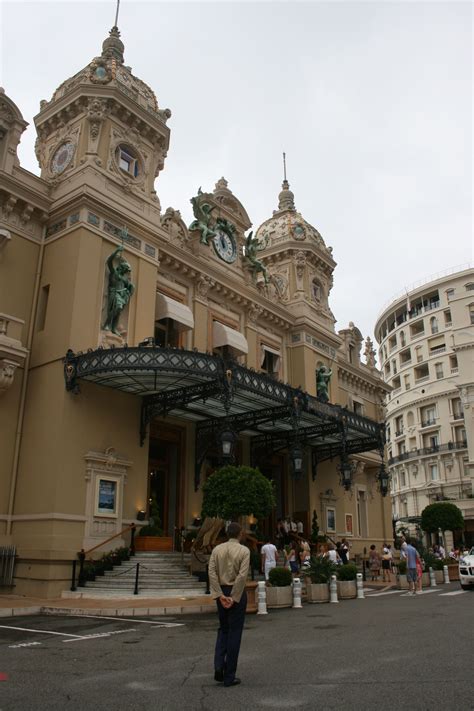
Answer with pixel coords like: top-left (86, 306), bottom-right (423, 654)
top-left (275, 517), bottom-right (304, 546)
top-left (260, 536), bottom-right (311, 579)
top-left (368, 543), bottom-right (395, 582)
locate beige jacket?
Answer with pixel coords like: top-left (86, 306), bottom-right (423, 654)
top-left (208, 538), bottom-right (250, 603)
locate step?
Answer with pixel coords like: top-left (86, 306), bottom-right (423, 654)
top-left (63, 588), bottom-right (208, 599)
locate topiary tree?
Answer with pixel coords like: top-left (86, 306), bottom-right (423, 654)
top-left (421, 502), bottom-right (464, 534)
top-left (311, 510), bottom-right (319, 543)
top-left (201, 465), bottom-right (276, 522)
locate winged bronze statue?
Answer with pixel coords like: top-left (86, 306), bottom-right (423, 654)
top-left (244, 231), bottom-right (269, 284)
top-left (189, 188), bottom-right (217, 245)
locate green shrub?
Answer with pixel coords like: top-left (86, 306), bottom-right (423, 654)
top-left (268, 566), bottom-right (293, 587)
top-left (337, 563), bottom-right (358, 581)
top-left (302, 556), bottom-right (336, 584)
top-left (423, 554), bottom-right (443, 571)
top-left (201, 465), bottom-right (275, 520)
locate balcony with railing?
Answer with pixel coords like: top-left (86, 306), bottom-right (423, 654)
top-left (388, 440), bottom-right (468, 465)
top-left (420, 418), bottom-right (437, 428)
top-left (429, 345), bottom-right (446, 356)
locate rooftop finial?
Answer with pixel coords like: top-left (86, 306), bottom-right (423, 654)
top-left (114, 0), bottom-right (121, 28)
top-left (278, 151), bottom-right (295, 211)
top-left (283, 151), bottom-right (287, 182)
top-left (102, 1), bottom-right (125, 65)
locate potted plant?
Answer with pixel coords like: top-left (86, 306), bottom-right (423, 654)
top-left (266, 566), bottom-right (293, 608)
top-left (396, 559), bottom-right (408, 589)
top-left (336, 563), bottom-right (358, 599)
top-left (135, 497), bottom-right (173, 552)
top-left (301, 556), bottom-right (336, 603)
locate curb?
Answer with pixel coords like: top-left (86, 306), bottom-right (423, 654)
top-left (0, 603), bottom-right (215, 618)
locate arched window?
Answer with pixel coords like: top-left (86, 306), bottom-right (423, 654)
top-left (116, 144), bottom-right (141, 177)
top-left (407, 411), bottom-right (414, 427)
top-left (465, 283), bottom-right (474, 292)
top-left (430, 316), bottom-right (438, 334)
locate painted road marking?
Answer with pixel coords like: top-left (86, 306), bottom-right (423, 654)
top-left (68, 614), bottom-right (184, 627)
top-left (366, 590), bottom-right (404, 597)
top-left (63, 628), bottom-right (137, 643)
top-left (439, 590), bottom-right (467, 596)
top-left (0, 624), bottom-right (86, 639)
top-left (8, 641), bottom-right (43, 649)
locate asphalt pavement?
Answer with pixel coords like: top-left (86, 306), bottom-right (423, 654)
top-left (0, 583), bottom-right (472, 711)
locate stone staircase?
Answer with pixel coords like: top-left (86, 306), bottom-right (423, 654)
top-left (63, 552), bottom-right (208, 599)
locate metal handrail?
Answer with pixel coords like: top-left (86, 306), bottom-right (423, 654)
top-left (82, 523), bottom-right (136, 556)
top-left (389, 440), bottom-right (467, 465)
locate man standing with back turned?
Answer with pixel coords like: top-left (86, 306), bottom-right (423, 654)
top-left (208, 522), bottom-right (250, 687)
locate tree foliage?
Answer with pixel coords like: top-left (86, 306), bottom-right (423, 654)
top-left (201, 465), bottom-right (276, 521)
top-left (421, 502), bottom-right (464, 533)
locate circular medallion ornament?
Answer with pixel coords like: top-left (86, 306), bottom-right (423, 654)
top-left (51, 142), bottom-right (75, 174)
top-left (212, 229), bottom-right (237, 263)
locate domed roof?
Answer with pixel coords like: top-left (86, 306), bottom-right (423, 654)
top-left (255, 179), bottom-right (332, 258)
top-left (44, 27), bottom-right (170, 122)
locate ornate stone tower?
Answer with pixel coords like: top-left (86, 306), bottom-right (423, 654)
top-left (34, 25), bottom-right (171, 209)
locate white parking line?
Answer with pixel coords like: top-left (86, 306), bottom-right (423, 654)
top-left (0, 624), bottom-right (86, 639)
top-left (63, 628), bottom-right (137, 643)
top-left (439, 590), bottom-right (467, 596)
top-left (69, 614), bottom-right (184, 627)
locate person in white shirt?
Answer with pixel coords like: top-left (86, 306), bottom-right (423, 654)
top-left (261, 538), bottom-right (278, 580)
top-left (325, 545), bottom-right (341, 565)
top-left (290, 519), bottom-right (297, 533)
top-left (296, 520), bottom-right (304, 535)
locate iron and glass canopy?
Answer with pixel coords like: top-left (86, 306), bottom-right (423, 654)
top-left (64, 345), bottom-right (385, 490)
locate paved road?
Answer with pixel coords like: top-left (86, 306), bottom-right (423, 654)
top-left (0, 584), bottom-right (472, 710)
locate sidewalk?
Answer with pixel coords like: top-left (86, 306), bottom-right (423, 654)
top-left (0, 593), bottom-right (215, 618)
top-left (0, 576), bottom-right (396, 618)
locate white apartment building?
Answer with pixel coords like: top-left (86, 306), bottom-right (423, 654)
top-left (375, 266), bottom-right (474, 546)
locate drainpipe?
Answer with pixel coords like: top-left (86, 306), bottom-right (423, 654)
top-left (6, 224), bottom-right (46, 535)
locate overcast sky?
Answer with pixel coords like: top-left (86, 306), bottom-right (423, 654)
top-left (1, 0), bottom-right (472, 349)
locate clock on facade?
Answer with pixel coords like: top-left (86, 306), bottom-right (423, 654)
top-left (212, 229), bottom-right (237, 263)
top-left (51, 142), bottom-right (75, 174)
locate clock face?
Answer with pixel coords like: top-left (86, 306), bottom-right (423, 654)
top-left (213, 229), bottom-right (237, 263)
top-left (51, 142), bottom-right (75, 174)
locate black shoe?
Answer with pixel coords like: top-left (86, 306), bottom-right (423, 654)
top-left (214, 669), bottom-right (224, 683)
top-left (224, 677), bottom-right (241, 687)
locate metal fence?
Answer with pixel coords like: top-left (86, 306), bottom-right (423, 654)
top-left (0, 546), bottom-right (16, 586)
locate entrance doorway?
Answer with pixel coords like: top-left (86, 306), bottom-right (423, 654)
top-left (148, 425), bottom-right (183, 537)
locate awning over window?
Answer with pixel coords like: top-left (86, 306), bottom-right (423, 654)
top-left (213, 321), bottom-right (248, 356)
top-left (156, 293), bottom-right (194, 331)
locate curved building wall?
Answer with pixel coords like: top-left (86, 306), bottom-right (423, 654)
top-left (375, 267), bottom-right (474, 542)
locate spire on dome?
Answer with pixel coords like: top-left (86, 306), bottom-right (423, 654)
top-left (277, 151), bottom-right (295, 211)
top-left (102, 3), bottom-right (124, 65)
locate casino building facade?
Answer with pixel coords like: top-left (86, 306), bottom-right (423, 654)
top-left (0, 25), bottom-right (391, 597)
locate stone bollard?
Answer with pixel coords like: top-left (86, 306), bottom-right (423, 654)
top-left (292, 578), bottom-right (302, 609)
top-left (429, 566), bottom-right (437, 587)
top-left (257, 581), bottom-right (268, 615)
top-left (356, 572), bottom-right (365, 599)
top-left (330, 574), bottom-right (339, 603)
top-left (443, 565), bottom-right (450, 585)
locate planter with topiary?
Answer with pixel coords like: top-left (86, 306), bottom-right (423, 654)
top-left (336, 563), bottom-right (357, 599)
top-left (135, 497), bottom-right (173, 552)
top-left (266, 566), bottom-right (293, 608)
top-left (301, 556), bottom-right (336, 603)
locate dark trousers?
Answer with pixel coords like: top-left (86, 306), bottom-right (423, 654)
top-left (214, 586), bottom-right (247, 684)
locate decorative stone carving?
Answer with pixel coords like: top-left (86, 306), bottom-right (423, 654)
top-left (364, 336), bottom-right (377, 367)
top-left (0, 228), bottom-right (11, 250)
top-left (294, 250), bottom-right (306, 279)
top-left (162, 207), bottom-right (188, 243)
top-left (271, 272), bottom-right (289, 302)
top-left (87, 97), bottom-right (108, 148)
top-left (195, 274), bottom-right (212, 298)
top-left (0, 359), bottom-right (17, 394)
top-left (247, 303), bottom-right (263, 323)
top-left (2, 195), bottom-right (17, 219)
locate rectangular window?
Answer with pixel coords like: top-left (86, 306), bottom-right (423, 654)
top-left (400, 471), bottom-right (406, 487)
top-left (404, 374), bottom-right (410, 390)
top-left (154, 318), bottom-right (180, 348)
top-left (435, 362), bottom-right (444, 380)
top-left (37, 284), bottom-right (50, 331)
top-left (326, 508), bottom-right (336, 532)
top-left (353, 400), bottom-right (364, 415)
top-left (444, 310), bottom-right (452, 326)
top-left (429, 464), bottom-right (439, 481)
top-left (261, 347), bottom-right (281, 378)
top-left (345, 514), bottom-right (353, 535)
